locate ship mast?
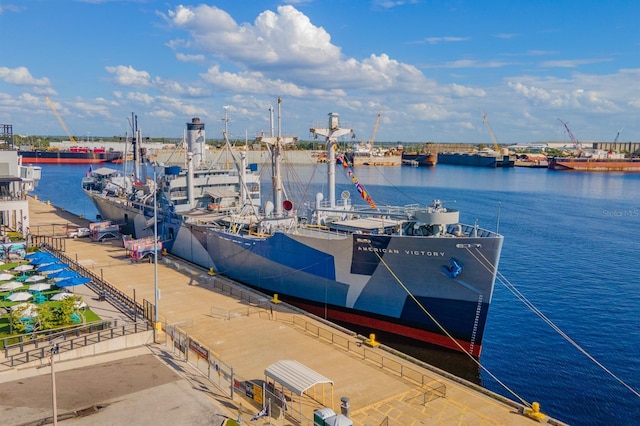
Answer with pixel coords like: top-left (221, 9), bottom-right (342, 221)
top-left (258, 98), bottom-right (297, 217)
top-left (128, 113), bottom-right (140, 183)
top-left (310, 113), bottom-right (354, 208)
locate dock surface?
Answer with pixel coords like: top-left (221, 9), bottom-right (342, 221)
top-left (1, 197), bottom-right (562, 425)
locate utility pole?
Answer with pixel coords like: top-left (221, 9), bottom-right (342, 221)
top-left (50, 343), bottom-right (59, 425)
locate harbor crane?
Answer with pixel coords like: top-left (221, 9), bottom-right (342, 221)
top-left (481, 110), bottom-right (501, 152)
top-left (558, 118), bottom-right (581, 151)
top-left (45, 96), bottom-right (76, 143)
top-left (368, 111), bottom-right (381, 153)
top-left (614, 128), bottom-right (623, 143)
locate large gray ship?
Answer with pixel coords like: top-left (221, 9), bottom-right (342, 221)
top-left (83, 102), bottom-right (503, 356)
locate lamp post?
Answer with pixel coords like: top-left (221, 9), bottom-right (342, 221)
top-left (50, 343), bottom-right (59, 425)
top-left (153, 172), bottom-right (159, 339)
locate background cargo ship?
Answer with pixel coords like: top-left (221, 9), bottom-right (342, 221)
top-left (19, 146), bottom-right (122, 164)
top-left (83, 106), bottom-right (503, 357)
top-left (438, 151), bottom-right (515, 168)
top-left (548, 155), bottom-right (640, 171)
top-left (401, 151), bottom-right (437, 166)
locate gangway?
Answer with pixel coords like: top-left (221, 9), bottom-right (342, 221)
top-left (89, 221), bottom-right (121, 242)
top-left (123, 235), bottom-right (162, 263)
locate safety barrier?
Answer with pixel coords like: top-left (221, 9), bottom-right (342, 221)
top-left (41, 244), bottom-right (145, 322)
top-left (2, 320), bottom-right (114, 356)
top-left (2, 322), bottom-right (152, 367)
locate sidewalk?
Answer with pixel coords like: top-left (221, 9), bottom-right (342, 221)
top-left (0, 345), bottom-right (237, 426)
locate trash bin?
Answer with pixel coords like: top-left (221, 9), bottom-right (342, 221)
top-left (98, 291), bottom-right (106, 301)
top-left (314, 408), bottom-right (336, 426)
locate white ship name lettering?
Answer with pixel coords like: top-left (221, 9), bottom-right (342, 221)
top-left (355, 247), bottom-right (445, 257)
top-left (357, 246), bottom-right (400, 254)
top-left (404, 250), bottom-right (445, 257)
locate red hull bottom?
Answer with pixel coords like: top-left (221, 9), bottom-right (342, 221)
top-left (293, 300), bottom-right (482, 357)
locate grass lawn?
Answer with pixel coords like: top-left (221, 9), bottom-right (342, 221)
top-left (0, 258), bottom-right (102, 341)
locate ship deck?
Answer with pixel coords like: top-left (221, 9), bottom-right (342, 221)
top-left (15, 196), bottom-right (565, 426)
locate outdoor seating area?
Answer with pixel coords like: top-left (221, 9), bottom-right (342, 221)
top-left (0, 250), bottom-right (97, 340)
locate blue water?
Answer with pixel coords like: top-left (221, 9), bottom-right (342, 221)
top-left (33, 163), bottom-right (640, 425)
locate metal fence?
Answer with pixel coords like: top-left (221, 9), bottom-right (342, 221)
top-left (42, 244), bottom-right (145, 322)
top-left (164, 323), bottom-right (235, 399)
top-left (2, 322), bottom-right (151, 367)
top-left (2, 320), bottom-right (115, 355)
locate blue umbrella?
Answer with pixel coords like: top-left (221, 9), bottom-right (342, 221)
top-left (30, 256), bottom-right (60, 265)
top-left (48, 269), bottom-right (79, 279)
top-left (37, 262), bottom-right (67, 272)
top-left (25, 252), bottom-right (52, 259)
top-left (57, 276), bottom-right (91, 287)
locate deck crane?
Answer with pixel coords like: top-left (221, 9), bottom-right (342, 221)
top-left (368, 111), bottom-right (381, 153)
top-left (45, 96), bottom-right (76, 143)
top-left (481, 110), bottom-right (501, 152)
top-left (558, 118), bottom-right (581, 151)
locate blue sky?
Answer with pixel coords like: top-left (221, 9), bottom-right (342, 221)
top-left (1, 0), bottom-right (638, 144)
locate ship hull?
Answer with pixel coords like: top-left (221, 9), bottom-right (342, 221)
top-left (19, 150), bottom-right (122, 164)
top-left (548, 157), bottom-right (640, 172)
top-left (438, 153), bottom-right (515, 168)
top-left (86, 189), bottom-right (502, 356)
top-left (438, 153), bottom-right (498, 167)
top-left (401, 152), bottom-right (437, 166)
top-left (196, 227), bottom-right (501, 357)
top-left (345, 153), bottom-right (402, 166)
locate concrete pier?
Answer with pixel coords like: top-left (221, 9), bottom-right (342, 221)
top-left (0, 196), bottom-right (566, 425)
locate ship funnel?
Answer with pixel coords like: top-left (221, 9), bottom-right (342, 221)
top-left (186, 117), bottom-right (206, 166)
top-left (328, 112), bottom-right (340, 130)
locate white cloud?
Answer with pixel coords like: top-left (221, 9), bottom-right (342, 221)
top-left (540, 58), bottom-right (612, 68)
top-left (449, 84), bottom-right (486, 98)
top-left (163, 4), bottom-right (432, 96)
top-left (176, 53), bottom-right (205, 63)
top-left (423, 36), bottom-right (469, 45)
top-left (105, 65), bottom-right (152, 87)
top-left (431, 59), bottom-right (515, 69)
top-left (164, 5), bottom-right (341, 69)
top-left (508, 71), bottom-right (633, 114)
top-left (0, 67), bottom-right (50, 86)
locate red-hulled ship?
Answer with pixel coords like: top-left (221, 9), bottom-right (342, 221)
top-left (18, 146), bottom-right (122, 164)
top-left (548, 156), bottom-right (640, 172)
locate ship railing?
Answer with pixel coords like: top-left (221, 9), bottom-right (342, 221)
top-left (317, 199), bottom-right (351, 209)
top-left (449, 223), bottom-right (498, 238)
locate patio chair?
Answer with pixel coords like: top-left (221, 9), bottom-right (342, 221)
top-left (34, 293), bottom-right (47, 304)
top-left (21, 318), bottom-right (35, 333)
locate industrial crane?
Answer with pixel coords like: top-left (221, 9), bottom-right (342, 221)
top-left (368, 111), bottom-right (381, 153)
top-left (481, 110), bottom-right (500, 152)
top-left (558, 118), bottom-right (580, 151)
top-left (45, 96), bottom-right (76, 143)
top-left (614, 128), bottom-right (623, 143)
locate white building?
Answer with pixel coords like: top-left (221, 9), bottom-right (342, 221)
top-left (0, 150), bottom-right (41, 238)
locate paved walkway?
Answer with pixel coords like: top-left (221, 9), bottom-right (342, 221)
top-left (0, 197), bottom-right (563, 425)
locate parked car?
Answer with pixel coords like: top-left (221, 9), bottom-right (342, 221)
top-left (67, 227), bottom-right (91, 238)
